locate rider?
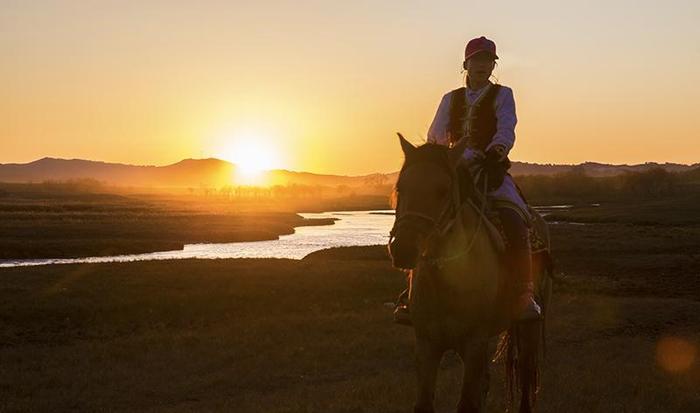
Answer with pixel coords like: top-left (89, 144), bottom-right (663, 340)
top-left (395, 36), bottom-right (541, 323)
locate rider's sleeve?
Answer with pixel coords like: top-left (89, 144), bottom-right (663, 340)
top-left (486, 86), bottom-right (517, 154)
top-left (426, 93), bottom-right (451, 145)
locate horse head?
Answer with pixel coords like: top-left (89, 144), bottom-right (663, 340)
top-left (388, 133), bottom-right (469, 270)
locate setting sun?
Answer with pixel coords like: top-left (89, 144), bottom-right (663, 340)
top-left (217, 133), bottom-right (281, 185)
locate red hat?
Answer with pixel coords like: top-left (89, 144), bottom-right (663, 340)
top-left (464, 36), bottom-right (498, 61)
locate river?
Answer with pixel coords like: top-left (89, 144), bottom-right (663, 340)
top-left (0, 206), bottom-right (585, 268)
top-left (0, 210), bottom-right (395, 268)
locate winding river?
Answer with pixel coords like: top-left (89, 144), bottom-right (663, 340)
top-left (0, 210), bottom-right (395, 268)
top-left (0, 205), bottom-right (584, 268)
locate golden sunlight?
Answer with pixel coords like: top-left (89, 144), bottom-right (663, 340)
top-left (217, 133), bottom-right (281, 185)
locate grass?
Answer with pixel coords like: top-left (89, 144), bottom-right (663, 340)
top-left (0, 218), bottom-right (699, 412)
top-left (0, 189), bottom-right (346, 259)
top-left (541, 191), bottom-right (700, 226)
top-left (1, 184), bottom-right (699, 411)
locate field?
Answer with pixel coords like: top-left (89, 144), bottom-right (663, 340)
top-left (1, 190), bottom-right (699, 412)
top-left (0, 184), bottom-right (389, 259)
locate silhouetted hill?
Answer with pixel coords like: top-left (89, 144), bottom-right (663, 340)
top-left (0, 158), bottom-right (383, 188)
top-left (509, 161), bottom-right (699, 177)
top-left (0, 157), bottom-right (697, 188)
top-left (0, 157), bottom-right (235, 188)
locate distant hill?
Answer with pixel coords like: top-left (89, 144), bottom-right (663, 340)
top-left (0, 157), bottom-right (384, 188)
top-left (0, 157), bottom-right (697, 188)
top-left (509, 161), bottom-right (699, 177)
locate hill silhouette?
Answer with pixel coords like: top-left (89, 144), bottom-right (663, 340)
top-left (0, 157), bottom-right (382, 188)
top-left (0, 157), bottom-right (697, 188)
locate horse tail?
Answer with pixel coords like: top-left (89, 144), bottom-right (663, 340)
top-left (497, 320), bottom-right (542, 413)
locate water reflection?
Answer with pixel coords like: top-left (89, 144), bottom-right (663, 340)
top-left (0, 205), bottom-right (582, 268)
top-left (0, 210), bottom-right (395, 268)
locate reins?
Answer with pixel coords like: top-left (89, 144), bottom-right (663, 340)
top-left (389, 160), bottom-right (489, 270)
top-left (422, 175), bottom-right (488, 269)
top-left (388, 161), bottom-right (458, 246)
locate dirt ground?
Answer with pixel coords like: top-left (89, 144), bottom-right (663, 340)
top-left (1, 216), bottom-right (698, 412)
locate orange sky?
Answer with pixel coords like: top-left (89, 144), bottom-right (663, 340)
top-left (2, 1), bottom-right (699, 175)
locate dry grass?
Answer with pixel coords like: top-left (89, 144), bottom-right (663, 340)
top-left (542, 190), bottom-right (700, 226)
top-left (0, 190), bottom-right (344, 259)
top-left (0, 189), bottom-right (699, 411)
top-left (1, 218), bottom-right (699, 411)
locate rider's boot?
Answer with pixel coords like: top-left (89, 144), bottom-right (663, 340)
top-left (498, 207), bottom-right (541, 321)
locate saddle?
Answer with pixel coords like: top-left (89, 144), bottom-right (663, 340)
top-left (488, 205), bottom-right (548, 253)
top-left (456, 167), bottom-right (549, 257)
top-left (463, 199), bottom-right (548, 256)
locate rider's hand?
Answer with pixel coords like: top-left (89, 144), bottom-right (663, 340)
top-left (486, 144), bottom-right (507, 162)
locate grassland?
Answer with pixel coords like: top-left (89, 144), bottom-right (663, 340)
top-left (0, 185), bottom-right (384, 259)
top-left (542, 191), bottom-right (700, 226)
top-left (0, 190), bottom-right (699, 412)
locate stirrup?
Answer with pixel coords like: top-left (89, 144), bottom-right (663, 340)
top-left (393, 304), bottom-right (412, 326)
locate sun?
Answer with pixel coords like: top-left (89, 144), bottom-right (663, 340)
top-left (218, 135), bottom-right (281, 185)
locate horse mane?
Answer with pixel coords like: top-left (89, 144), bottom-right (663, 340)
top-left (391, 143), bottom-right (450, 207)
top-left (391, 142), bottom-right (476, 208)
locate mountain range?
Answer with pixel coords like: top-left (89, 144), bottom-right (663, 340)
top-left (0, 157), bottom-right (697, 188)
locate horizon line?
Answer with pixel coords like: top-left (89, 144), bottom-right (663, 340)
top-left (0, 155), bottom-right (698, 177)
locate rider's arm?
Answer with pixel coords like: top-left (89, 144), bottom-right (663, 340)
top-left (426, 93), bottom-right (451, 145)
top-left (486, 86), bottom-right (517, 155)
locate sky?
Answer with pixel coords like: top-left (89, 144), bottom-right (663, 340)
top-left (2, 0), bottom-right (699, 175)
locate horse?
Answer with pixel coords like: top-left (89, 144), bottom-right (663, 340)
top-left (388, 133), bottom-right (551, 413)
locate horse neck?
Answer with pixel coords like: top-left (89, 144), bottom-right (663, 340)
top-left (434, 201), bottom-right (501, 292)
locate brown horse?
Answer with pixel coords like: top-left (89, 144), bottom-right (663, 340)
top-left (388, 133), bottom-right (550, 413)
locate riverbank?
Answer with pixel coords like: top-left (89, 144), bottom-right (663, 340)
top-left (0, 189), bottom-right (343, 259)
top-left (0, 211), bottom-right (394, 267)
top-left (4, 179), bottom-right (698, 261)
top-left (0, 220), bottom-right (698, 412)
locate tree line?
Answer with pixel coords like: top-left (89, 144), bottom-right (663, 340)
top-left (516, 166), bottom-right (700, 201)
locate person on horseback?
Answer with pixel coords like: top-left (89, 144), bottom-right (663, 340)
top-left (394, 35), bottom-right (541, 323)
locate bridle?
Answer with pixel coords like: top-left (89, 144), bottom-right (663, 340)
top-left (389, 160), bottom-right (488, 269)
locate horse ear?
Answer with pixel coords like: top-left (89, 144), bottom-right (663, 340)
top-left (397, 133), bottom-right (415, 156)
top-left (448, 136), bottom-right (468, 166)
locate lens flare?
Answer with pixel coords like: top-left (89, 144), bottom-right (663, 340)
top-left (656, 336), bottom-right (697, 373)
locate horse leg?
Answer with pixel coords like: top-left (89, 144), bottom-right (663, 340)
top-left (456, 338), bottom-right (490, 413)
top-left (517, 321), bottom-right (541, 413)
top-left (414, 337), bottom-right (441, 413)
